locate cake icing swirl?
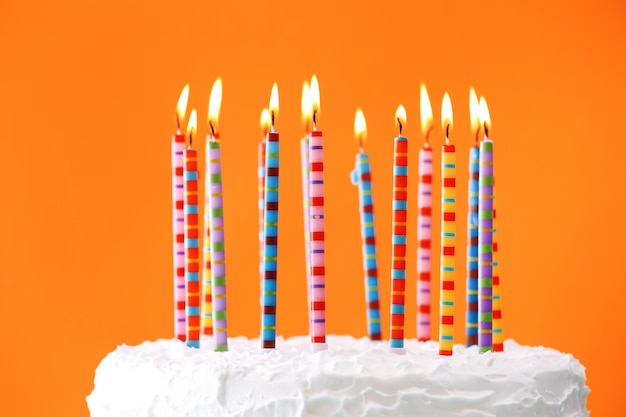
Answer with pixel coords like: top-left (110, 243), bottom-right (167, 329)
top-left (87, 335), bottom-right (589, 417)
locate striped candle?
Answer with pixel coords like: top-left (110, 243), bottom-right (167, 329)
top-left (417, 146), bottom-right (433, 341)
top-left (184, 145), bottom-right (201, 348)
top-left (258, 139), bottom-right (266, 295)
top-left (172, 132), bottom-right (186, 342)
top-left (351, 149), bottom-right (382, 341)
top-left (262, 131), bottom-right (280, 349)
top-left (207, 138), bottom-right (228, 352)
top-left (309, 129), bottom-right (327, 349)
top-left (466, 146), bottom-right (479, 346)
top-left (492, 206), bottom-right (503, 352)
top-left (439, 142), bottom-right (456, 356)
top-left (201, 182), bottom-right (213, 336)
top-left (300, 137), bottom-right (312, 329)
top-left (478, 138), bottom-right (494, 353)
top-left (390, 110), bottom-right (408, 351)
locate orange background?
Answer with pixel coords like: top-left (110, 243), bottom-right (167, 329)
top-left (1, 0), bottom-right (624, 415)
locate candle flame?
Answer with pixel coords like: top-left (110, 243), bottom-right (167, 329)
top-left (420, 83), bottom-right (433, 141)
top-left (208, 78), bottom-right (223, 136)
top-left (260, 108), bottom-right (271, 136)
top-left (301, 81), bottom-right (312, 134)
top-left (187, 109), bottom-right (198, 146)
top-left (441, 92), bottom-right (453, 141)
top-left (354, 108), bottom-right (367, 150)
top-left (479, 96), bottom-right (491, 138)
top-left (310, 75), bottom-right (320, 129)
top-left (176, 84), bottom-right (190, 130)
top-left (269, 83), bottom-right (279, 129)
top-left (469, 87), bottom-right (480, 140)
top-left (395, 104), bottom-right (407, 135)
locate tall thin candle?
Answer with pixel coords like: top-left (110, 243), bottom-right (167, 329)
top-left (261, 84), bottom-right (280, 349)
top-left (172, 85), bottom-right (189, 342)
top-left (258, 109), bottom-right (270, 303)
top-left (184, 109), bottom-right (200, 349)
top-left (439, 93), bottom-right (456, 356)
top-left (390, 104), bottom-right (408, 353)
top-left (478, 96), bottom-right (494, 354)
top-left (207, 78), bottom-right (228, 352)
top-left (492, 206), bottom-right (503, 351)
top-left (417, 84), bottom-right (433, 341)
top-left (308, 75), bottom-right (327, 351)
top-left (351, 109), bottom-right (382, 341)
top-left (466, 88), bottom-right (480, 346)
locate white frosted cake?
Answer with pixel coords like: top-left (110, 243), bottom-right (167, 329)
top-left (87, 335), bottom-right (589, 417)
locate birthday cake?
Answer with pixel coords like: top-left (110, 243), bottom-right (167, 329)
top-left (87, 335), bottom-right (589, 417)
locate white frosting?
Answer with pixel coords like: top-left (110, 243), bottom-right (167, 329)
top-left (87, 336), bottom-right (589, 417)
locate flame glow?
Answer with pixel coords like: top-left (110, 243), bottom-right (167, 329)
top-left (395, 104), bottom-right (407, 133)
top-left (420, 83), bottom-right (433, 138)
top-left (269, 83), bottom-right (279, 126)
top-left (469, 87), bottom-right (480, 137)
top-left (354, 108), bottom-right (367, 149)
top-left (260, 108), bottom-right (271, 135)
top-left (176, 84), bottom-right (190, 129)
top-left (186, 109), bottom-right (197, 144)
top-left (441, 92), bottom-right (453, 138)
top-left (208, 78), bottom-right (223, 134)
top-left (479, 96), bottom-right (491, 137)
top-left (310, 75), bottom-right (320, 116)
top-left (301, 81), bottom-right (312, 133)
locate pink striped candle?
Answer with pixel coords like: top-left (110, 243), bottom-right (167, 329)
top-left (172, 85), bottom-right (189, 342)
top-left (308, 75), bottom-right (327, 351)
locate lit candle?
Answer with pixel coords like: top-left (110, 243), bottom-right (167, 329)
top-left (300, 81), bottom-right (312, 331)
top-left (206, 78), bottom-right (228, 352)
top-left (258, 109), bottom-right (270, 303)
top-left (478, 96), bottom-right (494, 354)
top-left (172, 85), bottom-right (189, 342)
top-left (390, 104), bottom-right (408, 353)
top-left (350, 109), bottom-right (382, 341)
top-left (261, 83), bottom-right (280, 349)
top-left (184, 109), bottom-right (200, 349)
top-left (308, 75), bottom-right (327, 352)
top-left (439, 93), bottom-right (456, 356)
top-left (466, 87), bottom-right (480, 346)
top-left (417, 84), bottom-right (433, 342)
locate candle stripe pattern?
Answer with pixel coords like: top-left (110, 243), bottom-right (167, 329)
top-left (184, 147), bottom-right (201, 348)
top-left (492, 206), bottom-right (504, 352)
top-left (478, 139), bottom-right (494, 353)
top-left (300, 137), bottom-right (312, 329)
top-left (207, 140), bottom-right (228, 352)
top-left (202, 188), bottom-right (213, 336)
top-left (417, 147), bottom-right (433, 341)
top-left (258, 140), bottom-right (266, 305)
top-left (309, 131), bottom-right (326, 345)
top-left (172, 134), bottom-right (186, 342)
top-left (350, 152), bottom-right (382, 341)
top-left (390, 136), bottom-right (408, 350)
top-left (439, 144), bottom-right (456, 356)
top-left (466, 146), bottom-right (479, 346)
top-left (262, 132), bottom-right (280, 349)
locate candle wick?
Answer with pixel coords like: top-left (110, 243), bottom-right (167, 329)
top-left (475, 128), bottom-right (480, 146)
top-left (397, 118), bottom-right (403, 136)
top-left (484, 122), bottom-right (489, 139)
top-left (313, 110), bottom-right (317, 131)
top-left (189, 131), bottom-right (193, 148)
top-left (446, 124), bottom-right (450, 139)
top-left (210, 121), bottom-right (216, 138)
top-left (271, 111), bottom-right (275, 133)
top-left (425, 125), bottom-right (433, 147)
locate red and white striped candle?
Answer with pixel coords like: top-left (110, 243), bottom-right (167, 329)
top-left (172, 84), bottom-right (189, 342)
top-left (308, 75), bottom-right (327, 352)
top-left (417, 83), bottom-right (433, 341)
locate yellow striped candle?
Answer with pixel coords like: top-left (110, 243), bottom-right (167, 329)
top-left (439, 93), bottom-right (456, 356)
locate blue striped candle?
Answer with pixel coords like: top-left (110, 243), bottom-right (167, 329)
top-left (466, 146), bottom-right (479, 346)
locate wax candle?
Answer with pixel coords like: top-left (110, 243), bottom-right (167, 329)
top-left (466, 87), bottom-right (480, 346)
top-left (172, 85), bottom-right (189, 342)
top-left (300, 81), bottom-right (312, 330)
top-left (261, 84), bottom-right (280, 349)
top-left (390, 104), bottom-right (408, 353)
top-left (417, 83), bottom-right (433, 342)
top-left (478, 96), bottom-right (494, 354)
top-left (206, 78), bottom-right (228, 352)
top-left (258, 109), bottom-right (270, 302)
top-left (184, 109), bottom-right (200, 349)
top-left (308, 75), bottom-right (327, 351)
top-left (439, 93), bottom-right (456, 356)
top-left (350, 109), bottom-right (382, 341)
top-left (492, 206), bottom-right (503, 351)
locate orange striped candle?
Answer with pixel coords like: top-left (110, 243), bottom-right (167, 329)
top-left (439, 93), bottom-right (456, 356)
